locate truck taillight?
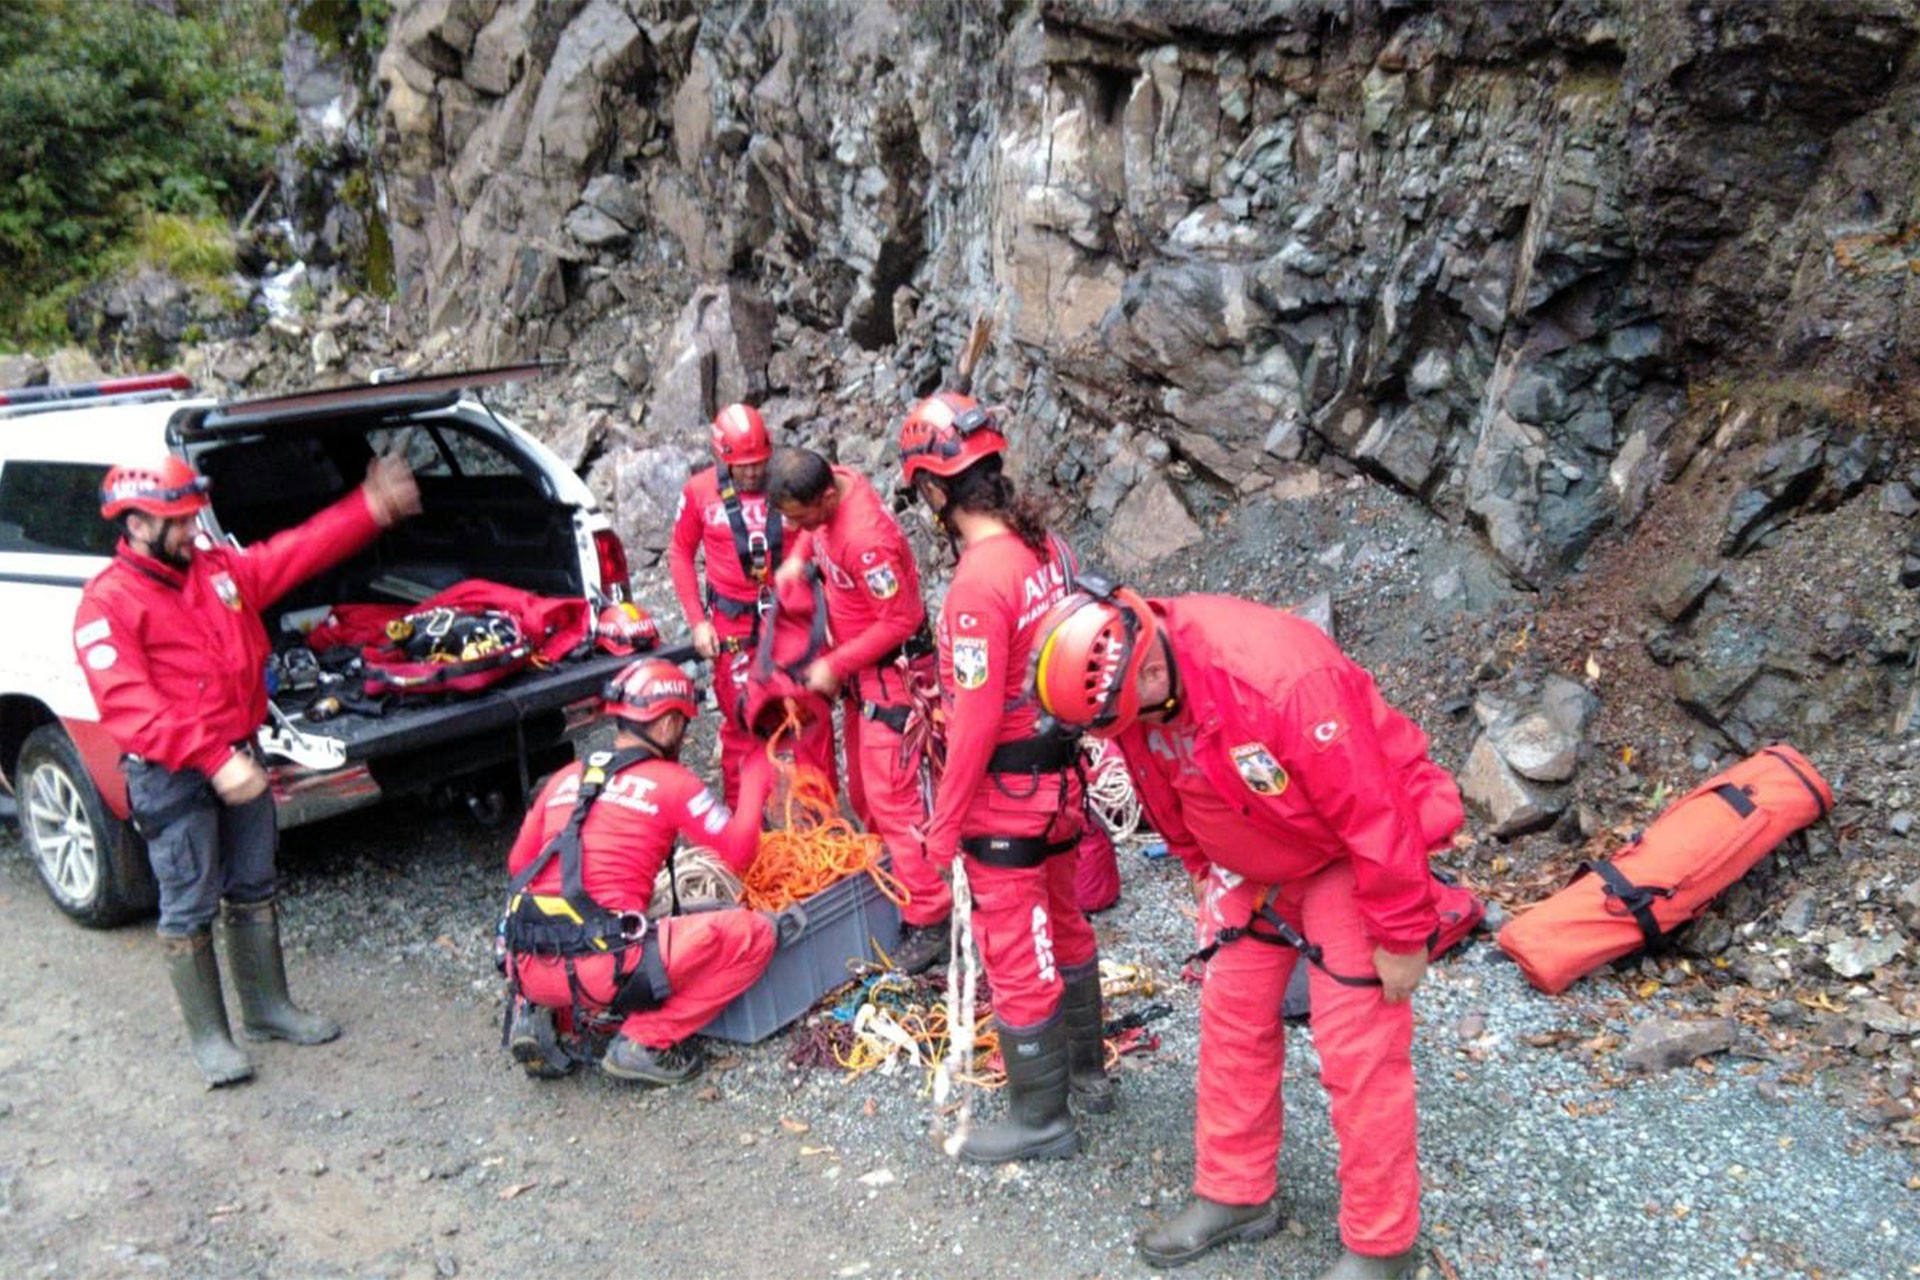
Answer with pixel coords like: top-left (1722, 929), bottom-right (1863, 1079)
top-left (593, 529), bottom-right (630, 603)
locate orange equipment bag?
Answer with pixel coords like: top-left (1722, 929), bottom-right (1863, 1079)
top-left (1496, 744), bottom-right (1832, 994)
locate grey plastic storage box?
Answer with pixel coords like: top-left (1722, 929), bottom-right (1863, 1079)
top-left (699, 862), bottom-right (903, 1043)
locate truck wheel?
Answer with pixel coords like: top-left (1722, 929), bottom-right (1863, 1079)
top-left (17, 724), bottom-right (156, 928)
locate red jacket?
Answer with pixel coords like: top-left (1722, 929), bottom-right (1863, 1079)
top-left (925, 530), bottom-right (1078, 861)
top-left (1115, 596), bottom-right (1462, 952)
top-left (74, 490), bottom-right (383, 778)
top-left (506, 751), bottom-right (770, 913)
top-left (786, 468), bottom-right (926, 681)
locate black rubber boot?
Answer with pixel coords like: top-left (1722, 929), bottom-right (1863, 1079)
top-left (507, 997), bottom-right (574, 1079)
top-left (1137, 1195), bottom-right (1282, 1269)
top-left (888, 916), bottom-right (951, 975)
top-left (220, 899), bottom-right (341, 1045)
top-left (958, 1015), bottom-right (1080, 1163)
top-left (1316, 1247), bottom-right (1419, 1280)
top-left (161, 931), bottom-right (253, 1088)
top-left (601, 1035), bottom-right (704, 1086)
top-left (1061, 961), bottom-right (1115, 1115)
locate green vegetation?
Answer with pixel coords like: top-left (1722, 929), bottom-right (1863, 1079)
top-left (0, 0), bottom-right (290, 348)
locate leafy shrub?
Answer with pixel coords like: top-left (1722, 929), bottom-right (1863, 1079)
top-left (0, 0), bottom-right (288, 345)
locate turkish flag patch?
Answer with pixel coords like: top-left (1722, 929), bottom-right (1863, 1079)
top-left (1306, 715), bottom-right (1348, 752)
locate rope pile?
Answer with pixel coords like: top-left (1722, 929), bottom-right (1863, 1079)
top-left (787, 968), bottom-right (1004, 1091)
top-left (1083, 738), bottom-right (1142, 841)
top-left (647, 846), bottom-right (743, 918)
top-left (739, 707), bottom-right (910, 912)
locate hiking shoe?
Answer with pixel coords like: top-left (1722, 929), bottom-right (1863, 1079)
top-left (507, 1000), bottom-right (573, 1080)
top-left (1137, 1195), bottom-right (1282, 1268)
top-left (889, 918), bottom-right (951, 975)
top-left (600, 1034), bottom-right (704, 1086)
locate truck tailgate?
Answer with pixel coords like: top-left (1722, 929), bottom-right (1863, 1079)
top-left (276, 646), bottom-right (692, 763)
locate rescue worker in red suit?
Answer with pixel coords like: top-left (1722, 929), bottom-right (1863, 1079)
top-left (1033, 586), bottom-right (1463, 1279)
top-left (503, 658), bottom-right (786, 1085)
top-left (668, 403), bottom-right (835, 807)
top-left (896, 392), bottom-right (1119, 1162)
top-left (765, 447), bottom-right (953, 973)
top-left (75, 453), bottom-right (422, 1087)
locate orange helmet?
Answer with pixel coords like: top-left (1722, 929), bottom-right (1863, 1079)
top-left (603, 658), bottom-right (698, 726)
top-left (100, 458), bottom-right (210, 520)
top-left (898, 392), bottom-right (1006, 484)
top-left (711, 403), bottom-right (771, 466)
top-left (1031, 584), bottom-right (1158, 738)
top-left (594, 602), bottom-right (659, 657)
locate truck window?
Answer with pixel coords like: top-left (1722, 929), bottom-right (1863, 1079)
top-left (0, 461), bottom-right (118, 556)
top-left (365, 423), bottom-right (527, 480)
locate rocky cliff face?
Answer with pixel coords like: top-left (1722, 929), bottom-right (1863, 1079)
top-left (373, 0), bottom-right (1918, 587)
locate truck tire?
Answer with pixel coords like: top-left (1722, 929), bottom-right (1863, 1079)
top-left (17, 724), bottom-right (157, 928)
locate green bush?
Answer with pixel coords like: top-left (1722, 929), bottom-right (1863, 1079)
top-left (0, 0), bottom-right (288, 345)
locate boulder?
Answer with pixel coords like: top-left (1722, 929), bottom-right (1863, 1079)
top-left (1620, 1016), bottom-right (1737, 1073)
top-left (1459, 736), bottom-right (1566, 837)
top-left (1101, 472), bottom-right (1204, 575)
top-left (1825, 932), bottom-right (1906, 980)
top-left (0, 354), bottom-right (45, 389)
top-left (645, 285), bottom-right (777, 434)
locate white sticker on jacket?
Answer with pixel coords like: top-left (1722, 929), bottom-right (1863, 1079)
top-left (86, 644), bottom-right (117, 670)
top-left (75, 619), bottom-right (111, 647)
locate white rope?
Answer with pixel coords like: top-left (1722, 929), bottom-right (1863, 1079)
top-left (1083, 738), bottom-right (1141, 842)
top-left (648, 845), bottom-right (743, 918)
top-left (937, 855), bottom-right (978, 1156)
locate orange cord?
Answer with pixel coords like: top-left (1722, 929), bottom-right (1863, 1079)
top-left (741, 705), bottom-right (912, 912)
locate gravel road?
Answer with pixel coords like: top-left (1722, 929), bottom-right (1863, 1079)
top-left (1, 793), bottom-right (1916, 1280)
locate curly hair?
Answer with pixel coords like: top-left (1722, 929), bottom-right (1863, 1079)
top-left (931, 454), bottom-right (1052, 557)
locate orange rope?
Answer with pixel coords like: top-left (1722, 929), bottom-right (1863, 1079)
top-left (740, 705), bottom-right (912, 911)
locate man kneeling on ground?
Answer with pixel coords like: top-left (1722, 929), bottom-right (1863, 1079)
top-left (500, 657), bottom-right (794, 1085)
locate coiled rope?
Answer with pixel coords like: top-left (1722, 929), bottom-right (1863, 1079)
top-left (739, 707), bottom-right (910, 912)
top-left (1083, 738), bottom-right (1141, 841)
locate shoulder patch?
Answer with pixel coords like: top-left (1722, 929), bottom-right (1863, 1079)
top-left (863, 563), bottom-right (900, 599)
top-left (1307, 715), bottom-right (1348, 752)
top-left (951, 636), bottom-right (990, 690)
top-left (210, 571), bottom-right (243, 612)
top-left (85, 644), bottom-right (118, 671)
top-left (1229, 742), bottom-right (1288, 797)
top-left (75, 619), bottom-right (111, 648)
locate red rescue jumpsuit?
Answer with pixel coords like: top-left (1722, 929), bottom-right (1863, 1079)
top-left (1114, 596), bottom-right (1462, 1258)
top-left (505, 750), bottom-right (776, 1048)
top-left (669, 466), bottom-right (835, 808)
top-left (924, 531), bottom-right (1107, 1028)
top-left (783, 468), bottom-right (951, 928)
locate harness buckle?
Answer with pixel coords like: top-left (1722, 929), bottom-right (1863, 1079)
top-left (617, 911), bottom-right (648, 942)
top-left (746, 529), bottom-right (770, 578)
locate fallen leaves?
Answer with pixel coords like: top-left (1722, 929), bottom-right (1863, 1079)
top-left (497, 1181), bottom-right (537, 1201)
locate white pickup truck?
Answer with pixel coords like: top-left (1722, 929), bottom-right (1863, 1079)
top-left (0, 365), bottom-right (646, 926)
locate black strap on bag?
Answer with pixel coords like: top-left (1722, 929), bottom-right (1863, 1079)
top-left (1572, 779), bottom-right (1758, 951)
top-left (1577, 858), bottom-right (1675, 951)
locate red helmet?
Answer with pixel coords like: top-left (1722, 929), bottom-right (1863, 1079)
top-left (100, 458), bottom-right (210, 520)
top-left (898, 392), bottom-right (1006, 484)
top-left (1030, 584), bottom-right (1158, 738)
top-left (603, 658), bottom-right (698, 726)
top-left (711, 403), bottom-right (771, 466)
top-left (594, 602), bottom-right (659, 657)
